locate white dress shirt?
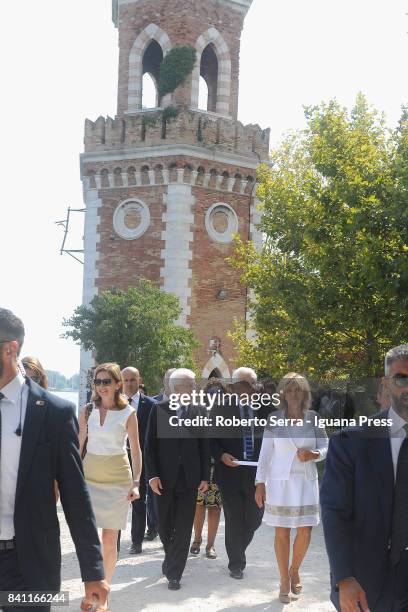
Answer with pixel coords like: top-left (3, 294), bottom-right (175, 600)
top-left (0, 372), bottom-right (28, 539)
top-left (388, 405), bottom-right (408, 480)
top-left (128, 391), bottom-right (140, 414)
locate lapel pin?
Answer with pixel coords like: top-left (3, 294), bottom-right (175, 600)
top-left (36, 400), bottom-right (45, 406)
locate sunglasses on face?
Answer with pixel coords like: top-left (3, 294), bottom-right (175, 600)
top-left (390, 374), bottom-right (408, 388)
top-left (94, 378), bottom-right (113, 387)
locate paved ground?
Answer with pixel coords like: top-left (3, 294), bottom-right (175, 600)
top-left (59, 505), bottom-right (335, 612)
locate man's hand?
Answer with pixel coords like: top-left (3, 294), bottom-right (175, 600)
top-left (221, 453), bottom-right (238, 467)
top-left (297, 448), bottom-right (319, 463)
top-left (84, 580), bottom-right (110, 610)
top-left (149, 477), bottom-right (163, 495)
top-left (338, 577), bottom-right (370, 612)
top-left (255, 483), bottom-right (266, 509)
top-left (198, 480), bottom-right (209, 494)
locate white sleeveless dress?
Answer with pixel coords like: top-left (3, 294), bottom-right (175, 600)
top-left (83, 405), bottom-right (135, 530)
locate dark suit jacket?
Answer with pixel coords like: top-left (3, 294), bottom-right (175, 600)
top-left (135, 393), bottom-right (156, 451)
top-left (144, 400), bottom-right (210, 489)
top-left (210, 398), bottom-right (266, 491)
top-left (320, 410), bottom-right (394, 610)
top-left (13, 378), bottom-right (104, 591)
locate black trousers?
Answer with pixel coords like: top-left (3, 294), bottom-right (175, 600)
top-left (219, 473), bottom-right (264, 572)
top-left (0, 548), bottom-right (50, 612)
top-left (131, 472), bottom-right (158, 546)
top-left (155, 468), bottom-right (197, 581)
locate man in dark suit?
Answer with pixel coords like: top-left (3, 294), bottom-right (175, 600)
top-left (321, 345), bottom-right (408, 612)
top-left (122, 367), bottom-right (158, 554)
top-left (145, 368), bottom-right (210, 590)
top-left (210, 367), bottom-right (265, 580)
top-left (0, 308), bottom-right (108, 612)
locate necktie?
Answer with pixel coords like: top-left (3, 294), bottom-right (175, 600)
top-left (242, 404), bottom-right (254, 460)
top-left (128, 397), bottom-right (132, 405)
top-left (390, 423), bottom-right (408, 564)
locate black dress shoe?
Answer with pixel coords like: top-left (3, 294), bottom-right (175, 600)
top-left (168, 579), bottom-right (181, 590)
top-left (129, 543), bottom-right (142, 554)
top-left (144, 530), bottom-right (159, 541)
top-left (229, 569), bottom-right (244, 579)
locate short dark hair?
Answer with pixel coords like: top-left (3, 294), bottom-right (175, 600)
top-left (0, 308), bottom-right (25, 354)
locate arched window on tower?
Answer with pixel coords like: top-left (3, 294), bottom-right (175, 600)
top-left (198, 77), bottom-right (209, 111)
top-left (142, 40), bottom-right (163, 108)
top-left (199, 44), bottom-right (218, 112)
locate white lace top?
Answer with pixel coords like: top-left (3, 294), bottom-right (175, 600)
top-left (86, 404), bottom-right (135, 456)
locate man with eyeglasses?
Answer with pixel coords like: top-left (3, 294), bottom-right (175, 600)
top-left (321, 344), bottom-right (408, 612)
top-left (0, 308), bottom-right (108, 611)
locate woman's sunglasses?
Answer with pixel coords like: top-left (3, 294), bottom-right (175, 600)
top-left (94, 378), bottom-right (113, 387)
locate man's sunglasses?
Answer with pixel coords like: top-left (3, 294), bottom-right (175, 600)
top-left (94, 378), bottom-right (113, 387)
top-left (390, 374), bottom-right (408, 388)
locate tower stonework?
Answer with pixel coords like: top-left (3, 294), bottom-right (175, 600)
top-left (80, 0), bottom-right (270, 400)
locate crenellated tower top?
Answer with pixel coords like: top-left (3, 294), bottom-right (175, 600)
top-left (111, 0), bottom-right (256, 119)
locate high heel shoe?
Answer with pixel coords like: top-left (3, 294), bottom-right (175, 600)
top-left (289, 566), bottom-right (302, 595)
top-left (190, 539), bottom-right (202, 555)
top-left (278, 587), bottom-right (291, 604)
top-left (278, 579), bottom-right (291, 604)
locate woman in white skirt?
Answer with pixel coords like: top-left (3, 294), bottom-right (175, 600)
top-left (79, 362), bottom-right (142, 610)
top-left (255, 372), bottom-right (328, 603)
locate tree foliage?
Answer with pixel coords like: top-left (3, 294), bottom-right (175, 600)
top-left (63, 280), bottom-right (198, 392)
top-left (231, 95), bottom-right (408, 379)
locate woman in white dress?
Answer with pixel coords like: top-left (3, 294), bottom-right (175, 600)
top-left (79, 363), bottom-right (142, 610)
top-left (255, 372), bottom-right (328, 603)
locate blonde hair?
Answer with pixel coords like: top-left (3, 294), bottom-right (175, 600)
top-left (277, 372), bottom-right (311, 413)
top-left (91, 362), bottom-right (128, 410)
top-left (22, 356), bottom-right (48, 389)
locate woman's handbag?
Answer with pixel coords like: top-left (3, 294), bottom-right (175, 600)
top-left (81, 403), bottom-right (93, 460)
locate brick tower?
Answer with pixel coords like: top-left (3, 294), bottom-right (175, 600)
top-left (80, 0), bottom-right (270, 399)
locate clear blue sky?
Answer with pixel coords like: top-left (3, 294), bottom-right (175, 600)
top-left (1, 0), bottom-right (407, 377)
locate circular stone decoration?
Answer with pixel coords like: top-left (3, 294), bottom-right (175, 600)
top-left (113, 199), bottom-right (150, 240)
top-left (205, 203), bottom-right (238, 244)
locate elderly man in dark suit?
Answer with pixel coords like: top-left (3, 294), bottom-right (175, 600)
top-left (321, 345), bottom-right (408, 612)
top-left (0, 308), bottom-right (108, 612)
top-left (210, 367), bottom-right (265, 580)
top-left (145, 368), bottom-right (210, 590)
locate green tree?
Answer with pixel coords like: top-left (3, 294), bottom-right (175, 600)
top-left (63, 281), bottom-right (198, 392)
top-left (232, 95), bottom-right (408, 380)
